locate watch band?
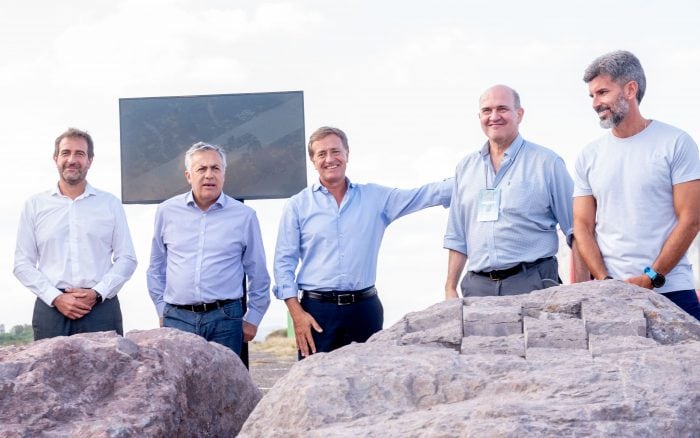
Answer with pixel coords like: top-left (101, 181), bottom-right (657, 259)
top-left (643, 266), bottom-right (658, 280)
top-left (643, 266), bottom-right (665, 288)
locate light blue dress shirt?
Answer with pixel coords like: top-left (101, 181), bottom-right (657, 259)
top-left (444, 135), bottom-right (574, 272)
top-left (147, 191), bottom-right (270, 326)
top-left (273, 178), bottom-right (452, 300)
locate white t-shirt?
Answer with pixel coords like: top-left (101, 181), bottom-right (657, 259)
top-left (573, 120), bottom-right (700, 293)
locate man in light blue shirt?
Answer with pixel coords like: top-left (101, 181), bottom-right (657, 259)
top-left (147, 142), bottom-right (270, 357)
top-left (274, 126), bottom-right (452, 358)
top-left (444, 85), bottom-right (579, 299)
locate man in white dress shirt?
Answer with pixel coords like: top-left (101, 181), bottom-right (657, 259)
top-left (14, 128), bottom-right (137, 340)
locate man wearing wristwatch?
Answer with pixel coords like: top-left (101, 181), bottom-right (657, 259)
top-left (14, 128), bottom-right (138, 339)
top-left (574, 51), bottom-right (700, 320)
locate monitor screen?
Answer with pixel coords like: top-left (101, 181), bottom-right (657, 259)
top-left (119, 91), bottom-right (307, 203)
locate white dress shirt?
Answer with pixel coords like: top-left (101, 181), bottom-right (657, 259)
top-left (13, 183), bottom-right (138, 306)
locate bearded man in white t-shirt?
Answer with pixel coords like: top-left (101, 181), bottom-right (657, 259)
top-left (573, 50), bottom-right (700, 320)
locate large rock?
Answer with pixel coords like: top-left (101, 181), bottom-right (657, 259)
top-left (0, 328), bottom-right (261, 437)
top-left (240, 281), bottom-right (700, 436)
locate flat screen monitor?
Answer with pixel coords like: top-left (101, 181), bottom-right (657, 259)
top-left (119, 90), bottom-right (306, 203)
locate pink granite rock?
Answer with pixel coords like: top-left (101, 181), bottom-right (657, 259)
top-left (0, 328), bottom-right (260, 437)
top-left (240, 282), bottom-right (700, 437)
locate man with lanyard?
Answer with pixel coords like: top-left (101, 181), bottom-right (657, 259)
top-left (274, 126), bottom-right (452, 358)
top-left (14, 127), bottom-right (137, 340)
top-left (147, 142), bottom-right (271, 357)
top-left (444, 85), bottom-right (581, 299)
top-left (574, 50), bottom-right (700, 320)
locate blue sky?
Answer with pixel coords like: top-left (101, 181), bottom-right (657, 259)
top-left (1, 1), bottom-right (698, 336)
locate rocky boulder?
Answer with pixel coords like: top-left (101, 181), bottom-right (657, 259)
top-left (0, 328), bottom-right (261, 437)
top-left (240, 281), bottom-right (700, 436)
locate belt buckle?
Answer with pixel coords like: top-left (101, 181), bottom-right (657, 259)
top-left (336, 294), bottom-right (354, 305)
top-left (488, 271), bottom-right (499, 281)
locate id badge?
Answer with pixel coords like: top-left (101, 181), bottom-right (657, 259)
top-left (477, 188), bottom-right (500, 222)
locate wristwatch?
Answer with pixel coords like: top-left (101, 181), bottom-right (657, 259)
top-left (643, 267), bottom-right (666, 288)
top-left (93, 290), bottom-right (103, 304)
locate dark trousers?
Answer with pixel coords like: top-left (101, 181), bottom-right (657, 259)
top-left (32, 296), bottom-right (124, 341)
top-left (461, 257), bottom-right (561, 297)
top-left (300, 293), bottom-right (383, 359)
top-left (662, 289), bottom-right (700, 321)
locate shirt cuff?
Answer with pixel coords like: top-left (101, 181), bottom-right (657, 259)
top-left (273, 283), bottom-right (299, 301)
top-left (244, 308), bottom-right (264, 327)
top-left (443, 237), bottom-right (468, 255)
top-left (439, 178), bottom-right (453, 208)
top-left (42, 288), bottom-right (63, 307)
top-left (92, 281), bottom-right (110, 299)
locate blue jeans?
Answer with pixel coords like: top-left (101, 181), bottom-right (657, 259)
top-left (163, 299), bottom-right (244, 356)
top-left (662, 289), bottom-right (700, 321)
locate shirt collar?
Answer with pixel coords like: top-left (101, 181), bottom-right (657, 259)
top-left (185, 190), bottom-right (226, 210)
top-left (479, 134), bottom-right (525, 157)
top-left (312, 177), bottom-right (355, 193)
top-left (51, 182), bottom-right (96, 199)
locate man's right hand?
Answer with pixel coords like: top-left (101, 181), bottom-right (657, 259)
top-left (445, 286), bottom-right (459, 300)
top-left (52, 292), bottom-right (92, 320)
top-left (285, 298), bottom-right (323, 357)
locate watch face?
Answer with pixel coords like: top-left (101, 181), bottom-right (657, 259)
top-left (652, 274), bottom-right (666, 288)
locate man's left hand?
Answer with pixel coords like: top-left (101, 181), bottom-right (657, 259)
top-left (624, 275), bottom-right (653, 290)
top-left (243, 321), bottom-right (257, 342)
top-left (64, 287), bottom-right (99, 307)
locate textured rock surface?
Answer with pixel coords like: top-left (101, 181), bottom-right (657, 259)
top-left (0, 328), bottom-right (261, 437)
top-left (240, 281), bottom-right (700, 437)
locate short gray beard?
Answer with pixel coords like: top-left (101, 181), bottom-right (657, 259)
top-left (599, 95), bottom-right (629, 129)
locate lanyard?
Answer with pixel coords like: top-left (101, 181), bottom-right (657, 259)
top-left (484, 138), bottom-right (524, 189)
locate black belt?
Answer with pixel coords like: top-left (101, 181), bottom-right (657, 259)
top-left (473, 257), bottom-right (554, 281)
top-left (170, 298), bottom-right (239, 313)
top-left (301, 286), bottom-right (377, 305)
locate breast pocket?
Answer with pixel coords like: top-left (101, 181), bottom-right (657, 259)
top-left (501, 183), bottom-right (538, 215)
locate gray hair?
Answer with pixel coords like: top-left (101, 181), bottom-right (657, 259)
top-left (308, 126), bottom-right (349, 158)
top-left (184, 142), bottom-right (227, 171)
top-left (583, 50), bottom-right (646, 103)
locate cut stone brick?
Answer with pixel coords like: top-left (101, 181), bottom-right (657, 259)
top-left (524, 314), bottom-right (587, 349)
top-left (463, 305), bottom-right (522, 337)
top-left (588, 334), bottom-right (658, 357)
top-left (460, 335), bottom-right (525, 357)
top-left (525, 347), bottom-right (592, 361)
top-left (582, 301), bottom-right (647, 337)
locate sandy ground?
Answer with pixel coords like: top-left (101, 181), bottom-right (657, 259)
top-left (248, 335), bottom-right (297, 393)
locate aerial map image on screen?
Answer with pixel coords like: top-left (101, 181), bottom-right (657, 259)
top-left (119, 91), bottom-right (306, 203)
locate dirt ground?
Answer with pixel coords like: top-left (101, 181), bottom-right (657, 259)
top-left (247, 334), bottom-right (297, 393)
